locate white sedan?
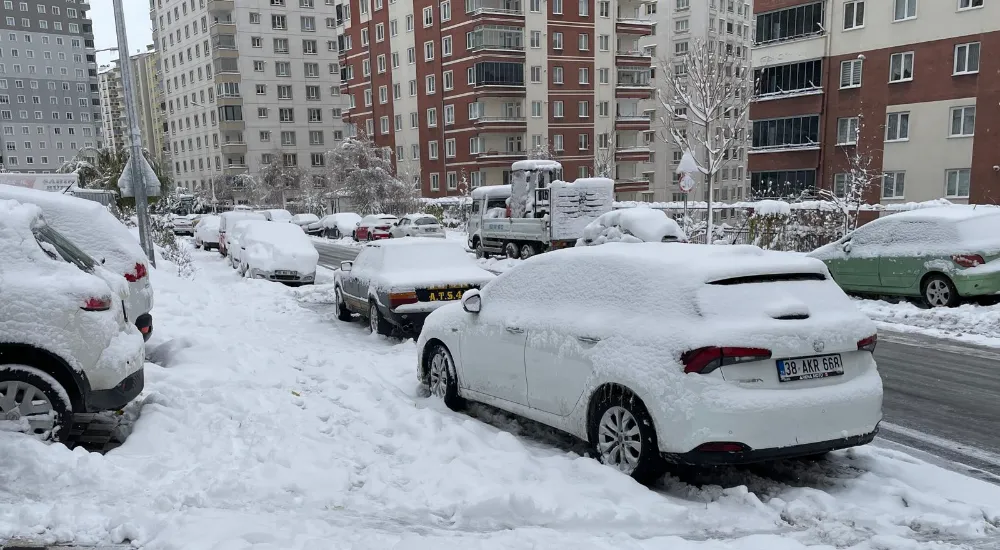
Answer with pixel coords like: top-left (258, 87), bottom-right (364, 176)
top-left (389, 214), bottom-right (446, 239)
top-left (193, 214), bottom-right (221, 250)
top-left (417, 243), bottom-right (883, 483)
top-left (241, 220), bottom-right (318, 285)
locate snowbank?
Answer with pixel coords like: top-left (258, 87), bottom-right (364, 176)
top-left (2, 249), bottom-right (1000, 548)
top-left (579, 208), bottom-right (687, 245)
top-left (855, 298), bottom-right (1000, 347)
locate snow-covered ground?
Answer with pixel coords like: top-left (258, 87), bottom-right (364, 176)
top-left (2, 248), bottom-right (1000, 549)
top-left (855, 299), bottom-right (1000, 348)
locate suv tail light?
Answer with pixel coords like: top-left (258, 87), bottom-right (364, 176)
top-left (681, 346), bottom-right (772, 374)
top-left (124, 262), bottom-right (148, 282)
top-left (857, 334), bottom-right (877, 353)
top-left (376, 225), bottom-right (390, 231)
top-left (694, 442), bottom-right (749, 453)
top-left (952, 254), bottom-right (985, 268)
top-left (82, 296), bottom-right (113, 311)
top-left (389, 291), bottom-right (418, 309)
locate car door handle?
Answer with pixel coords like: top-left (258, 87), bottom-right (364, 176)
top-left (505, 326), bottom-right (524, 334)
top-left (577, 336), bottom-right (601, 344)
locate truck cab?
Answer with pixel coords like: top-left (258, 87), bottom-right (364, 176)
top-left (468, 184), bottom-right (512, 258)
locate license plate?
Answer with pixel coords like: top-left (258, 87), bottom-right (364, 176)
top-left (417, 286), bottom-right (471, 302)
top-left (423, 227), bottom-right (436, 232)
top-left (275, 270), bottom-right (296, 276)
top-left (776, 354), bottom-right (844, 382)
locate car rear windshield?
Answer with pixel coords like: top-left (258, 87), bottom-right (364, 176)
top-left (697, 272), bottom-right (853, 319)
top-left (33, 223), bottom-right (97, 272)
top-left (414, 217), bottom-right (439, 225)
top-left (957, 214), bottom-right (1000, 247)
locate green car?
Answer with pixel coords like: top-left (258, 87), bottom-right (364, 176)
top-left (808, 206), bottom-right (1000, 307)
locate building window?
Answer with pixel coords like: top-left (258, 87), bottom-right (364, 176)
top-left (755, 60), bottom-right (822, 96)
top-left (427, 108), bottom-right (438, 127)
top-left (833, 173), bottom-right (848, 198)
top-left (844, 1), bottom-right (864, 29)
top-left (441, 0), bottom-right (452, 20)
top-left (430, 173), bottom-right (440, 191)
top-left (553, 66), bottom-right (563, 84)
top-left (579, 67), bottom-right (589, 84)
top-left (750, 170), bottom-right (816, 199)
top-left (424, 41), bottom-right (434, 60)
top-left (945, 169), bottom-right (972, 198)
top-left (882, 172), bottom-right (905, 199)
top-left (959, 0), bottom-right (983, 9)
top-left (885, 112), bottom-right (909, 141)
top-left (954, 42), bottom-right (980, 75)
top-left (836, 117), bottom-right (859, 145)
top-left (553, 0), bottom-right (563, 13)
top-left (840, 59), bottom-right (862, 88)
top-left (446, 138), bottom-right (456, 158)
top-left (751, 115), bottom-right (820, 149)
top-left (754, 2), bottom-right (823, 45)
top-left (423, 6), bottom-right (434, 26)
top-left (950, 106), bottom-right (976, 136)
top-left (553, 32), bottom-right (563, 50)
top-left (893, 0), bottom-right (916, 21)
top-left (429, 141), bottom-right (439, 159)
top-left (553, 100), bottom-right (564, 117)
top-left (889, 52), bottom-right (913, 82)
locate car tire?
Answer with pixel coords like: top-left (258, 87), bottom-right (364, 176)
top-left (366, 232), bottom-right (375, 242)
top-left (333, 228), bottom-right (341, 239)
top-left (335, 287), bottom-right (352, 322)
top-left (504, 242), bottom-right (520, 259)
top-left (922, 274), bottom-right (959, 308)
top-left (352, 231), bottom-right (358, 242)
top-left (369, 301), bottom-right (392, 336)
top-left (520, 243), bottom-right (537, 260)
top-left (589, 387), bottom-right (665, 485)
top-left (475, 242), bottom-right (489, 259)
top-left (0, 364), bottom-right (72, 443)
top-left (425, 343), bottom-right (465, 411)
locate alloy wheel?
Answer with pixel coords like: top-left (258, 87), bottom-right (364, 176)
top-left (369, 304), bottom-right (379, 333)
top-left (597, 406), bottom-right (642, 474)
top-left (926, 280), bottom-right (951, 307)
top-left (0, 380), bottom-right (56, 436)
top-left (428, 350), bottom-right (452, 398)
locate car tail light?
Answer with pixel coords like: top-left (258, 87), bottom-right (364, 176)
top-left (124, 262), bottom-right (148, 282)
top-left (857, 334), bottom-right (878, 353)
top-left (389, 291), bottom-right (418, 309)
top-left (376, 225), bottom-right (389, 231)
top-left (694, 442), bottom-right (749, 453)
top-left (681, 346), bottom-right (772, 374)
top-left (82, 296), bottom-right (113, 311)
top-left (952, 254), bottom-right (985, 268)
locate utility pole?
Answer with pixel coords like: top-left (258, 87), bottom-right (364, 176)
top-left (113, 0), bottom-right (155, 266)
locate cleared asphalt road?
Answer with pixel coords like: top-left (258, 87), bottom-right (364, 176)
top-left (309, 237), bottom-right (1000, 479)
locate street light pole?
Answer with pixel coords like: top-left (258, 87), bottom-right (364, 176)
top-left (112, 0), bottom-right (155, 266)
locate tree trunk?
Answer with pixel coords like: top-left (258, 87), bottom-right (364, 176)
top-left (706, 170), bottom-right (714, 245)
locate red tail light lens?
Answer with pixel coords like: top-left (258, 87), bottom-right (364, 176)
top-left (389, 291), bottom-right (419, 309)
top-left (82, 296), bottom-right (112, 311)
top-left (376, 225), bottom-right (389, 230)
top-left (124, 262), bottom-right (148, 282)
top-left (681, 346), bottom-right (772, 374)
top-left (952, 254), bottom-right (985, 268)
top-left (694, 442), bottom-right (749, 453)
top-left (857, 334), bottom-right (878, 353)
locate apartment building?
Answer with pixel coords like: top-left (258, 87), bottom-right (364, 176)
top-left (638, 0), bottom-right (753, 204)
top-left (336, 0), bottom-right (661, 197)
top-left (97, 46), bottom-right (169, 169)
top-left (0, 0), bottom-right (101, 172)
top-left (150, 0), bottom-right (348, 199)
top-left (750, 0), bottom-right (1000, 205)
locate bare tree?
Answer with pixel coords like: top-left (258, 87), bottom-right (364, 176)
top-left (818, 111), bottom-right (882, 234)
top-left (593, 138), bottom-right (617, 179)
top-left (656, 38), bottom-right (753, 242)
top-left (528, 141), bottom-right (556, 160)
top-left (258, 151), bottom-right (305, 208)
top-left (327, 134), bottom-right (417, 215)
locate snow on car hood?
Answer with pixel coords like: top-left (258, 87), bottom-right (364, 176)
top-left (243, 222), bottom-right (319, 273)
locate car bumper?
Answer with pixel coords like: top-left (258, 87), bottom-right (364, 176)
top-left (664, 429), bottom-right (879, 465)
top-left (953, 272), bottom-right (1000, 297)
top-left (652, 368), bottom-right (883, 457)
top-left (381, 306), bottom-right (432, 337)
top-left (173, 228), bottom-right (194, 235)
top-left (86, 368), bottom-right (144, 412)
top-left (250, 268), bottom-right (316, 285)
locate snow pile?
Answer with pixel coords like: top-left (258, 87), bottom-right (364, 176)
top-left (754, 200), bottom-right (792, 216)
top-left (477, 256), bottom-right (521, 273)
top-left (856, 299), bottom-right (1000, 346)
top-left (242, 221), bottom-right (319, 274)
top-left (578, 208), bottom-right (687, 245)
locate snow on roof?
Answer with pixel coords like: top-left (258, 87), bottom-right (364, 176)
top-left (0, 184), bottom-right (145, 274)
top-left (755, 199), bottom-right (793, 216)
top-left (245, 218), bottom-right (314, 245)
top-left (511, 159), bottom-right (562, 172)
top-left (471, 184), bottom-right (512, 200)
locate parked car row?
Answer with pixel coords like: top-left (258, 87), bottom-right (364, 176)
top-left (0, 192), bottom-right (148, 442)
top-left (216, 215), bottom-right (319, 286)
top-left (304, 212), bottom-right (448, 242)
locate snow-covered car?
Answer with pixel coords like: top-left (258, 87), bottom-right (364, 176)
top-left (227, 219), bottom-right (258, 272)
top-left (240, 221), bottom-right (319, 285)
top-left (0, 200), bottom-right (145, 441)
top-left (256, 209), bottom-right (293, 222)
top-left (389, 214), bottom-right (446, 239)
top-left (354, 214), bottom-right (398, 241)
top-left (307, 212), bottom-right (362, 238)
top-left (417, 243), bottom-right (883, 483)
top-left (170, 214), bottom-right (195, 236)
top-left (0, 184), bottom-right (155, 341)
top-left (193, 214), bottom-right (221, 250)
top-left (290, 213), bottom-right (320, 229)
top-left (334, 239), bottom-right (495, 337)
top-left (809, 206), bottom-right (1000, 307)
top-left (577, 208), bottom-right (687, 246)
top-left (218, 211), bottom-right (266, 256)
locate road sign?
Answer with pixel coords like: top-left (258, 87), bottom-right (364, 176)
top-left (679, 173), bottom-right (696, 192)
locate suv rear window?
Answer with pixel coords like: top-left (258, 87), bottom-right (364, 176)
top-left (414, 217), bottom-right (438, 225)
top-left (34, 224), bottom-right (97, 272)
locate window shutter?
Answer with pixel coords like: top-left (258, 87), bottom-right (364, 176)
top-left (840, 61), bottom-right (851, 87)
top-left (851, 60), bottom-right (862, 85)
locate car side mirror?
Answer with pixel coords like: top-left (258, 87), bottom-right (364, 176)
top-left (462, 289), bottom-right (481, 313)
top-left (842, 242), bottom-right (852, 254)
top-left (341, 260), bottom-right (353, 272)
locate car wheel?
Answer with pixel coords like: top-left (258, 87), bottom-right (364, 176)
top-left (352, 231), bottom-right (358, 242)
top-left (194, 240), bottom-right (202, 249)
top-left (504, 242), bottom-right (520, 259)
top-left (590, 387), bottom-right (665, 484)
top-left (0, 364), bottom-right (72, 442)
top-left (369, 302), bottom-right (392, 336)
top-left (922, 274), bottom-right (959, 308)
top-left (366, 232), bottom-right (375, 242)
top-left (426, 344), bottom-right (464, 411)
top-left (520, 243), bottom-right (537, 260)
top-left (333, 228), bottom-right (341, 239)
top-left (335, 287), bottom-right (352, 322)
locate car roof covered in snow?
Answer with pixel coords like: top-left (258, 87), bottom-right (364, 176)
top-left (878, 205), bottom-right (1000, 223)
top-left (360, 239), bottom-right (494, 287)
top-left (245, 219), bottom-right (313, 244)
top-left (471, 184), bottom-right (511, 200)
top-left (0, 184), bottom-right (145, 273)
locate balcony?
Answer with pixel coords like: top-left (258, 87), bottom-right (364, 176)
top-left (615, 70), bottom-right (654, 99)
top-left (207, 0), bottom-right (236, 13)
top-left (221, 141), bottom-right (247, 154)
top-left (216, 94), bottom-right (243, 106)
top-left (615, 50), bottom-right (653, 67)
top-left (211, 33), bottom-right (238, 51)
top-left (615, 17), bottom-right (655, 36)
top-left (464, 0), bottom-right (524, 17)
top-left (219, 119), bottom-right (245, 132)
top-left (615, 113), bottom-right (651, 130)
top-left (614, 177), bottom-right (650, 193)
top-left (473, 62), bottom-right (525, 96)
top-left (468, 25), bottom-right (525, 53)
top-left (615, 145), bottom-right (652, 161)
top-left (224, 164), bottom-right (248, 175)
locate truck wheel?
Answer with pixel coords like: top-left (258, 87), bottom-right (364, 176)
top-left (520, 243), bottom-right (537, 259)
top-left (476, 242), bottom-right (489, 259)
top-left (504, 242), bottom-right (520, 259)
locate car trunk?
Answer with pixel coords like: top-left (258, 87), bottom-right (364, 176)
top-left (694, 273), bottom-right (876, 391)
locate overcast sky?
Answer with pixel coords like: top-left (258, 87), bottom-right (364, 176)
top-left (90, 0), bottom-right (154, 65)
